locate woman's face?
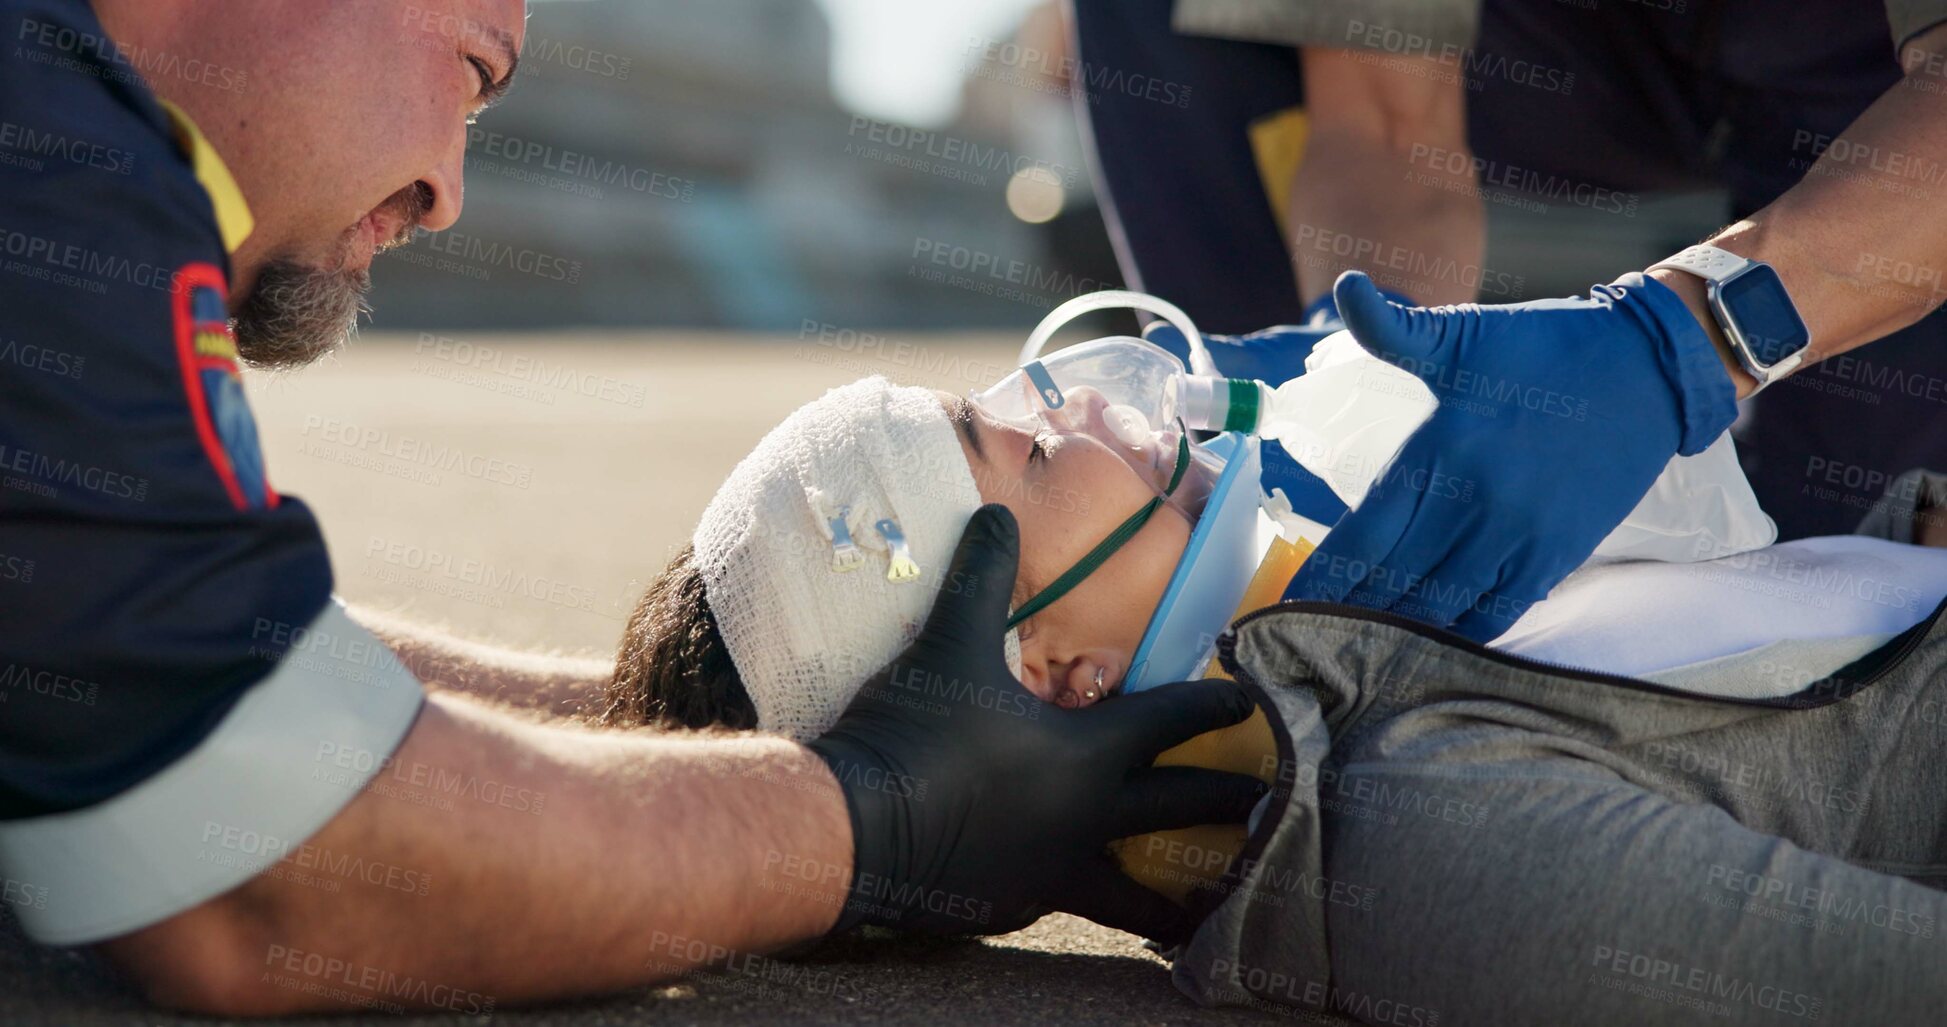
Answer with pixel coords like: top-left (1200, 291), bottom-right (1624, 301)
top-left (935, 391), bottom-right (1192, 710)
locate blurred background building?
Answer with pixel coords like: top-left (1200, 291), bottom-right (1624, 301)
top-left (369, 0), bottom-right (1725, 334)
top-left (371, 0), bottom-right (1120, 332)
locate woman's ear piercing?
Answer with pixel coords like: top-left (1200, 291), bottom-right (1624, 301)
top-left (1085, 666), bottom-right (1104, 701)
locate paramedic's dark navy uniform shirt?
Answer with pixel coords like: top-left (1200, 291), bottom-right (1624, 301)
top-left (0, 0), bottom-right (333, 819)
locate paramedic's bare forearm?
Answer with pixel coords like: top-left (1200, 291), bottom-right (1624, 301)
top-left (1653, 24), bottom-right (1947, 398)
top-left (1287, 47), bottom-right (1485, 307)
top-left (99, 691), bottom-right (851, 1015)
top-left (350, 604), bottom-right (610, 718)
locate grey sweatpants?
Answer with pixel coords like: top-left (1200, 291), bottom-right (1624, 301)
top-left (1172, 480), bottom-right (1947, 1024)
top-left (1312, 610), bottom-right (1947, 1027)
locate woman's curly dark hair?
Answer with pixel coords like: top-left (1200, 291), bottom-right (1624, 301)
top-left (601, 543), bottom-right (757, 731)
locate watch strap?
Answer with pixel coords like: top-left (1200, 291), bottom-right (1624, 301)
top-left (1648, 244), bottom-right (1751, 283)
top-left (1649, 245), bottom-right (1809, 393)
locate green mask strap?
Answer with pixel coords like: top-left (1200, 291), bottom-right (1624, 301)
top-left (1005, 433), bottom-right (1192, 630)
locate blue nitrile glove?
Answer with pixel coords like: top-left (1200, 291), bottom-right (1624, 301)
top-left (1286, 270), bottom-right (1738, 642)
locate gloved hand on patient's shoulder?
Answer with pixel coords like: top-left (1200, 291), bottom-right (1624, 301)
top-left (809, 505), bottom-right (1267, 946)
top-left (1286, 270), bottom-right (1740, 642)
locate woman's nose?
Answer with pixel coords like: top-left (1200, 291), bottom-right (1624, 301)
top-left (1048, 386), bottom-right (1111, 435)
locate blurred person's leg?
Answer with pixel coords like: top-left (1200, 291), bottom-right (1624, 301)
top-left (1284, 47), bottom-right (1482, 308)
top-left (1066, 0), bottom-right (1305, 332)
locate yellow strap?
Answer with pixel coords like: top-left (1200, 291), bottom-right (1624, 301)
top-left (157, 100), bottom-right (254, 254)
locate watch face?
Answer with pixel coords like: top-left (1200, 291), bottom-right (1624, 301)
top-left (1718, 264), bottom-right (1809, 367)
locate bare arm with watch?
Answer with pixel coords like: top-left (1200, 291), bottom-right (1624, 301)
top-left (1280, 22), bottom-right (1947, 642)
top-left (1649, 21), bottom-right (1947, 397)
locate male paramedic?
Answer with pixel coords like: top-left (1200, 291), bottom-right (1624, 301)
top-left (1068, 0), bottom-right (1947, 641)
top-left (0, 0), bottom-right (1265, 1014)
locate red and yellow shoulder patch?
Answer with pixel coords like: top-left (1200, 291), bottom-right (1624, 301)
top-left (171, 262), bottom-right (274, 510)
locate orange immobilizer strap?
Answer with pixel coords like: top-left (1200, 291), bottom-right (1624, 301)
top-left (1109, 535), bottom-right (1314, 905)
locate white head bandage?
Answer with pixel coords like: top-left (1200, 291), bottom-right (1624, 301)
top-left (692, 377), bottom-right (1022, 741)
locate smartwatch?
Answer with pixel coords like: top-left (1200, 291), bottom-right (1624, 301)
top-left (1649, 244), bottom-right (1811, 392)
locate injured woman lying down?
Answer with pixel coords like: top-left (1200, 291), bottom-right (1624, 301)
top-left (607, 305), bottom-right (1947, 1025)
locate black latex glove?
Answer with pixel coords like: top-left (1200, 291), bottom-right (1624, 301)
top-left (809, 505), bottom-right (1267, 946)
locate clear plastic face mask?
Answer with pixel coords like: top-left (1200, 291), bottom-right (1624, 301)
top-left (973, 338), bottom-right (1222, 523)
top-left (971, 289), bottom-right (1270, 693)
top-left (971, 336), bottom-right (1230, 628)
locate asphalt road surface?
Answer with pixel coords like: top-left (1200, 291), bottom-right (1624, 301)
top-left (1, 910), bottom-right (1301, 1025)
top-left (1, 331), bottom-right (1296, 1026)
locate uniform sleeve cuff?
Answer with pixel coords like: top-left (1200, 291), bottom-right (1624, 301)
top-left (0, 602), bottom-right (424, 945)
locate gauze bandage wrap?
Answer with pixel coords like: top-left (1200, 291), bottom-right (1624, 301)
top-left (693, 377), bottom-right (1020, 741)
